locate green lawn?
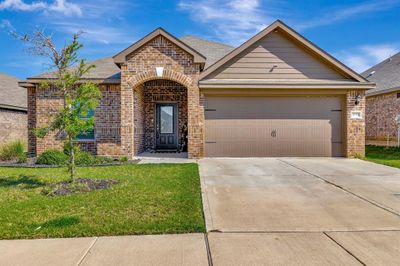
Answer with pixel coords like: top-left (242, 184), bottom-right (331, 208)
top-left (0, 163), bottom-right (205, 239)
top-left (365, 145), bottom-right (400, 168)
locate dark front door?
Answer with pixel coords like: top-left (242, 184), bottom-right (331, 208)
top-left (156, 103), bottom-right (178, 150)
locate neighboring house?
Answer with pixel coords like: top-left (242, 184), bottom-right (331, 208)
top-left (0, 73), bottom-right (27, 145)
top-left (362, 52), bottom-right (400, 144)
top-left (19, 20), bottom-right (374, 158)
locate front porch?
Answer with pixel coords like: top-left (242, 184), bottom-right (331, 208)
top-left (133, 79), bottom-right (189, 155)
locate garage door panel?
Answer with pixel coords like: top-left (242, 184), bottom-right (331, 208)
top-left (205, 96), bottom-right (343, 157)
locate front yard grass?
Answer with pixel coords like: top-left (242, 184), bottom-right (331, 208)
top-left (0, 163), bottom-right (205, 239)
top-left (365, 145), bottom-right (400, 168)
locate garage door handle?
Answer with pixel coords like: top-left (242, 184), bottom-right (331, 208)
top-left (271, 130), bottom-right (277, 138)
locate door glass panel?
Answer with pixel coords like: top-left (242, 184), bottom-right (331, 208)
top-left (160, 106), bottom-right (173, 133)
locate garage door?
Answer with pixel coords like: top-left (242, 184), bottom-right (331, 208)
top-left (205, 96), bottom-right (343, 157)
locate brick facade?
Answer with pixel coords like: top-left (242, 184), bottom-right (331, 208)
top-left (121, 35), bottom-right (203, 158)
top-left (28, 84), bottom-right (123, 157)
top-left (0, 109), bottom-right (27, 145)
top-left (366, 92), bottom-right (400, 142)
top-left (346, 90), bottom-right (366, 157)
top-left (27, 35), bottom-right (203, 158)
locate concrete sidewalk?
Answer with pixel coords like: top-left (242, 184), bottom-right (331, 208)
top-left (0, 234), bottom-right (209, 266)
top-left (3, 231), bottom-right (400, 265)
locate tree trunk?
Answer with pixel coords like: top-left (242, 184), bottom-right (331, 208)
top-left (69, 137), bottom-right (76, 182)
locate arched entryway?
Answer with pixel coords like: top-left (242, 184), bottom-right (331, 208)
top-left (133, 79), bottom-right (188, 154)
top-left (121, 67), bottom-right (204, 158)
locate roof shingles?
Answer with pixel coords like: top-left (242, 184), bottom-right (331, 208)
top-left (0, 73), bottom-right (27, 110)
top-left (362, 52), bottom-right (400, 96)
top-left (27, 36), bottom-right (233, 81)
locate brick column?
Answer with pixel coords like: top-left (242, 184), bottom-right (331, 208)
top-left (133, 83), bottom-right (145, 155)
top-left (27, 86), bottom-right (37, 156)
top-left (187, 75), bottom-right (203, 158)
top-left (346, 90), bottom-right (366, 157)
top-left (120, 65), bottom-right (134, 158)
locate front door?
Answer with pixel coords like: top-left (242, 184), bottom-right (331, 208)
top-left (156, 103), bottom-right (178, 150)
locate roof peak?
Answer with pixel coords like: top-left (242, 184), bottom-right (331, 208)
top-left (113, 27), bottom-right (206, 66)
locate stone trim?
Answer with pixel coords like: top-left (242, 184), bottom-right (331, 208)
top-left (126, 69), bottom-right (193, 89)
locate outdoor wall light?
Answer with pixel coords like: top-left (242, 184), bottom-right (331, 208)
top-left (155, 67), bottom-right (164, 77)
top-left (355, 94), bottom-right (362, 105)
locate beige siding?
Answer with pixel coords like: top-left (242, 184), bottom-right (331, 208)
top-left (208, 31), bottom-right (349, 81)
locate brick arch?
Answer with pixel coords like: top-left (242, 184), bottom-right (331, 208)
top-left (126, 69), bottom-right (193, 89)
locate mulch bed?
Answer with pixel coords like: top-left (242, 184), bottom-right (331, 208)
top-left (44, 178), bottom-right (119, 196)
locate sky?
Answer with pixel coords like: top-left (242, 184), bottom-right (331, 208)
top-left (0, 0), bottom-right (399, 79)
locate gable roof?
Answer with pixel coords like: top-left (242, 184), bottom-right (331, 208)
top-left (200, 20), bottom-right (370, 85)
top-left (23, 36), bottom-right (231, 83)
top-left (113, 28), bottom-right (206, 66)
top-left (0, 73), bottom-right (27, 111)
top-left (362, 52), bottom-right (400, 96)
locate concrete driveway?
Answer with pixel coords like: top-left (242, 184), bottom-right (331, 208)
top-left (199, 158), bottom-right (400, 265)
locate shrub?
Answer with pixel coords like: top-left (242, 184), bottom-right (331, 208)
top-left (0, 140), bottom-right (26, 162)
top-left (75, 151), bottom-right (113, 165)
top-left (37, 148), bottom-right (113, 166)
top-left (94, 156), bottom-right (114, 164)
top-left (75, 151), bottom-right (95, 165)
top-left (119, 156), bottom-right (129, 163)
top-left (37, 150), bottom-right (68, 165)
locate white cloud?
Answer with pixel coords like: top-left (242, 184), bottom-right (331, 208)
top-left (336, 44), bottom-right (400, 72)
top-left (178, 0), bottom-right (281, 45)
top-left (299, 0), bottom-right (400, 30)
top-left (0, 0), bottom-right (82, 16)
top-left (0, 0), bottom-right (46, 11)
top-left (47, 0), bottom-right (82, 16)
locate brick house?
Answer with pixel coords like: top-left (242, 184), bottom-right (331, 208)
top-left (20, 20), bottom-right (373, 158)
top-left (0, 73), bottom-right (27, 145)
top-left (362, 52), bottom-right (400, 145)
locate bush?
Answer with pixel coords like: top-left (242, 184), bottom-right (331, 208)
top-left (37, 150), bottom-right (68, 165)
top-left (119, 156), bottom-right (129, 163)
top-left (0, 140), bottom-right (26, 162)
top-left (75, 150), bottom-right (94, 165)
top-left (37, 148), bottom-right (114, 166)
top-left (94, 156), bottom-right (114, 165)
top-left (75, 150), bottom-right (113, 165)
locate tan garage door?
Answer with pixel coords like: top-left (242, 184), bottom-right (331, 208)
top-left (205, 96), bottom-right (343, 157)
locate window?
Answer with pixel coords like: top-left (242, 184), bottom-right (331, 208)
top-left (160, 106), bottom-right (174, 134)
top-left (77, 108), bottom-right (95, 140)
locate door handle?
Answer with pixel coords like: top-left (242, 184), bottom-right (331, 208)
top-left (156, 124), bottom-right (160, 138)
top-left (271, 130), bottom-right (277, 138)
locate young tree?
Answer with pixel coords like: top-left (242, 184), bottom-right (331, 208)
top-left (16, 31), bottom-right (101, 181)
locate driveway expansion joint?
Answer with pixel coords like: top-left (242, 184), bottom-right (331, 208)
top-left (323, 232), bottom-right (366, 266)
top-left (204, 233), bottom-right (214, 266)
top-left (278, 159), bottom-right (400, 218)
